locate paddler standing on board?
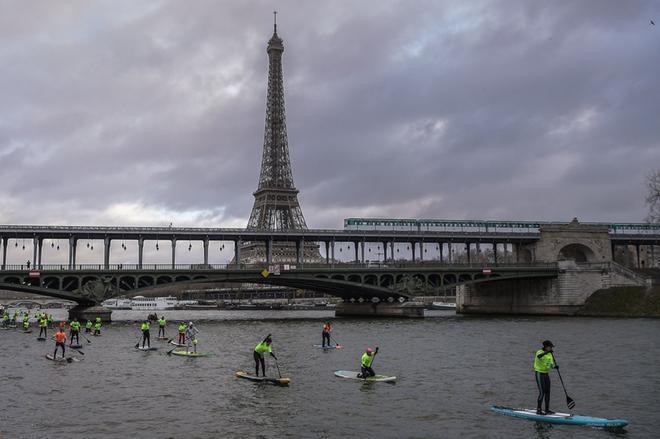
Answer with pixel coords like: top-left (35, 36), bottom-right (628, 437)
top-left (69, 318), bottom-right (81, 346)
top-left (534, 340), bottom-right (557, 415)
top-left (140, 319), bottom-right (151, 349)
top-left (53, 326), bottom-right (67, 359)
top-left (177, 322), bottom-right (187, 345)
top-left (322, 322), bottom-right (332, 347)
top-left (21, 312), bottom-right (30, 331)
top-left (38, 314), bottom-right (48, 338)
top-left (253, 334), bottom-right (277, 377)
top-left (93, 317), bottom-right (102, 336)
top-left (358, 347), bottom-right (378, 379)
top-left (85, 320), bottom-right (93, 333)
top-left (185, 322), bottom-right (199, 354)
top-left (157, 316), bottom-right (167, 338)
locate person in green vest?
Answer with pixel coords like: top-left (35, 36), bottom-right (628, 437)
top-left (38, 314), bottom-right (48, 338)
top-left (157, 316), bottom-right (167, 338)
top-left (11, 311), bottom-right (18, 326)
top-left (22, 313), bottom-right (30, 331)
top-left (69, 318), bottom-right (81, 346)
top-left (1, 311), bottom-right (9, 328)
top-left (358, 347), bottom-right (378, 379)
top-left (253, 334), bottom-right (277, 377)
top-left (93, 317), bottom-right (102, 336)
top-left (177, 322), bottom-right (187, 345)
top-left (534, 340), bottom-right (557, 415)
top-left (85, 320), bottom-right (93, 333)
top-left (140, 320), bottom-right (151, 348)
top-left (47, 313), bottom-right (54, 328)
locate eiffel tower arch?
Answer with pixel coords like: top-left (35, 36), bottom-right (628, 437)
top-left (241, 16), bottom-right (321, 264)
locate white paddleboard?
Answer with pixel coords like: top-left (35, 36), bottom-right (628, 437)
top-left (334, 370), bottom-right (396, 382)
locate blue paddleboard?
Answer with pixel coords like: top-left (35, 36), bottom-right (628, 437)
top-left (491, 406), bottom-right (628, 428)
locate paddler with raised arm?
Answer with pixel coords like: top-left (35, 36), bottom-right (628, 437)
top-left (253, 334), bottom-right (277, 377)
top-left (358, 347), bottom-right (378, 379)
top-left (534, 340), bottom-right (557, 415)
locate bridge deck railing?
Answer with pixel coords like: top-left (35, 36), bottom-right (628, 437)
top-left (0, 261), bottom-right (558, 272)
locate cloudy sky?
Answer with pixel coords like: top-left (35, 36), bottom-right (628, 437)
top-left (1, 0), bottom-right (658, 239)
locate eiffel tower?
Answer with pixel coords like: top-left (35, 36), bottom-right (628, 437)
top-left (241, 13), bottom-right (320, 263)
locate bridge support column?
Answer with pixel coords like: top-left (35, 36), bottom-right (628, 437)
top-left (325, 242), bottom-right (330, 264)
top-left (234, 239), bottom-right (242, 266)
top-left (360, 241), bottom-right (365, 263)
top-left (354, 241), bottom-right (359, 263)
top-left (335, 302), bottom-right (425, 318)
top-left (330, 240), bottom-right (335, 267)
top-left (1, 237), bottom-right (7, 270)
top-left (203, 238), bottom-right (209, 266)
top-left (636, 244), bottom-right (641, 268)
top-left (411, 242), bottom-right (416, 262)
top-left (68, 237), bottom-right (77, 269)
top-left (32, 236), bottom-right (38, 267)
top-left (493, 243), bottom-right (498, 264)
top-left (439, 243), bottom-right (444, 263)
top-left (466, 243), bottom-right (471, 264)
top-left (138, 238), bottom-right (144, 269)
top-left (68, 305), bottom-right (112, 323)
top-left (103, 237), bottom-right (111, 269)
top-left (382, 242), bottom-right (387, 262)
top-left (171, 239), bottom-right (177, 269)
top-left (296, 240), bottom-right (302, 265)
top-left (419, 242), bottom-right (423, 261)
top-left (37, 238), bottom-right (43, 268)
top-left (266, 239), bottom-right (273, 264)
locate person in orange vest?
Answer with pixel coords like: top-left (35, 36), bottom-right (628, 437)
top-left (322, 322), bottom-right (333, 347)
top-left (53, 327), bottom-right (67, 359)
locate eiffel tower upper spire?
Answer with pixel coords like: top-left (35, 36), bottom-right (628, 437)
top-left (247, 15), bottom-right (308, 231)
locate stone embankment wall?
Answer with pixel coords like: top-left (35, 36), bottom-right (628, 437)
top-left (457, 261), bottom-right (649, 315)
top-left (578, 286), bottom-right (660, 317)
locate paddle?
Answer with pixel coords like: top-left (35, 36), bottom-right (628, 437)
top-left (330, 335), bottom-right (343, 348)
top-left (81, 332), bottom-right (92, 344)
top-left (553, 355), bottom-right (575, 410)
top-left (70, 347), bottom-right (85, 356)
top-left (274, 357), bottom-right (282, 379)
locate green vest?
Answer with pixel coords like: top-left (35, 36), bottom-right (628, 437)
top-left (86, 321), bottom-right (93, 328)
top-left (254, 341), bottom-right (272, 354)
top-left (141, 322), bottom-right (150, 331)
top-left (39, 318), bottom-right (47, 328)
top-left (70, 321), bottom-right (81, 331)
top-left (158, 318), bottom-right (166, 327)
top-left (534, 349), bottom-right (555, 373)
top-left (47, 315), bottom-right (53, 322)
top-left (178, 324), bottom-right (187, 333)
top-left (361, 352), bottom-right (374, 367)
top-left (94, 322), bottom-right (101, 330)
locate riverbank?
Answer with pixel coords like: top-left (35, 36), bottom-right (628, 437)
top-left (578, 286), bottom-right (660, 317)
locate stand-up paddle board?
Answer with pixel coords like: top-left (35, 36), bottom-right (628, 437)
top-left (334, 370), bottom-right (397, 382)
top-left (45, 354), bottom-right (73, 363)
top-left (170, 351), bottom-right (209, 357)
top-left (135, 346), bottom-right (158, 351)
top-left (69, 344), bottom-right (83, 349)
top-left (37, 337), bottom-right (46, 341)
top-left (157, 336), bottom-right (168, 340)
top-left (491, 406), bottom-right (628, 428)
top-left (235, 370), bottom-right (290, 386)
top-left (21, 330), bottom-right (33, 334)
top-left (313, 344), bottom-right (343, 350)
top-left (169, 341), bottom-right (186, 347)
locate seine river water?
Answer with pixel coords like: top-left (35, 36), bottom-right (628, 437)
top-left (0, 310), bottom-right (658, 438)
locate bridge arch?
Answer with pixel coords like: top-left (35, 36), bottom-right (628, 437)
top-left (558, 243), bottom-right (596, 263)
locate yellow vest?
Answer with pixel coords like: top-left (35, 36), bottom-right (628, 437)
top-left (534, 349), bottom-right (555, 373)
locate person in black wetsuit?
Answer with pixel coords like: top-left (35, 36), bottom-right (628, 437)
top-left (534, 340), bottom-right (557, 415)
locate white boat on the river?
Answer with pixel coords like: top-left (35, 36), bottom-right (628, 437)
top-left (431, 301), bottom-right (457, 310)
top-left (102, 296), bottom-right (197, 310)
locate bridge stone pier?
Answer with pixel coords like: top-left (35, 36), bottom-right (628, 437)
top-left (457, 220), bottom-right (650, 315)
